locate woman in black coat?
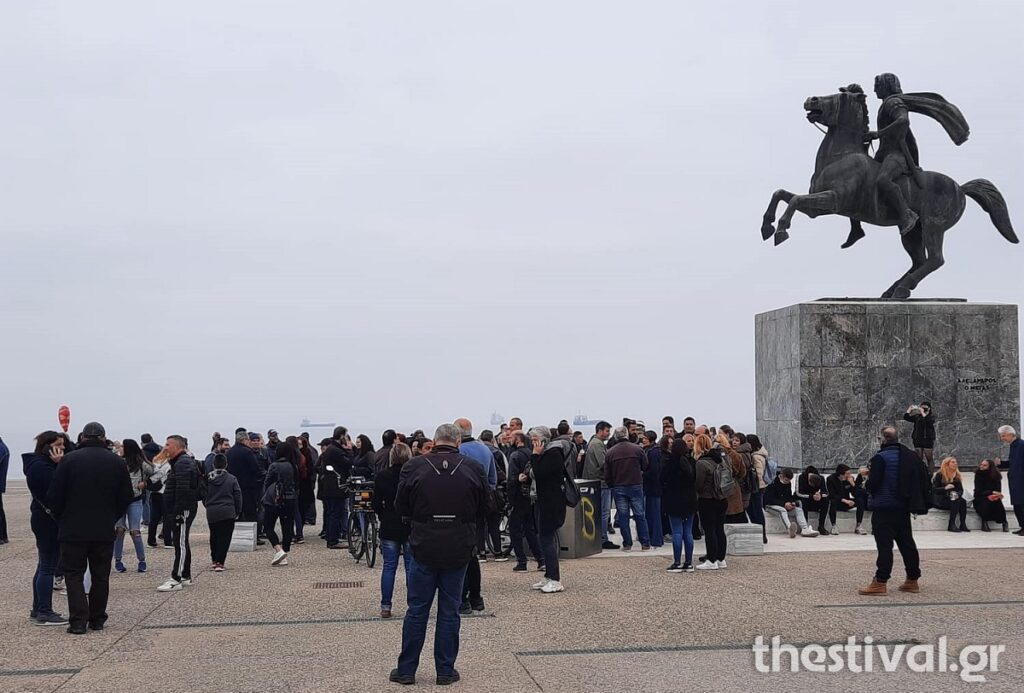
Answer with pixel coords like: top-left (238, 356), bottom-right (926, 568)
top-left (973, 459), bottom-right (1008, 532)
top-left (932, 456), bottom-right (969, 533)
top-left (662, 437), bottom-right (698, 572)
top-left (373, 442), bottom-right (412, 618)
top-left (530, 427), bottom-right (568, 593)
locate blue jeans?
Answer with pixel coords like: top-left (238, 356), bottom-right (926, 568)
top-left (397, 560), bottom-right (467, 677)
top-left (115, 497), bottom-right (146, 563)
top-left (31, 515), bottom-right (59, 617)
top-left (645, 495), bottom-right (663, 547)
top-left (600, 487), bottom-right (612, 541)
top-left (612, 485), bottom-right (650, 547)
top-left (668, 514), bottom-right (694, 565)
top-left (324, 497), bottom-right (346, 545)
top-left (380, 539), bottom-right (413, 609)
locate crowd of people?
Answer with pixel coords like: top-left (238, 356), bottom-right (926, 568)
top-left (6, 413), bottom-right (1023, 684)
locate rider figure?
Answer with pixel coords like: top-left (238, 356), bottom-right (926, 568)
top-left (866, 73), bottom-right (920, 236)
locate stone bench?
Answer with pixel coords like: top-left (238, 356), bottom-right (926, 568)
top-left (761, 506), bottom-right (1019, 535)
top-left (725, 523), bottom-right (765, 556)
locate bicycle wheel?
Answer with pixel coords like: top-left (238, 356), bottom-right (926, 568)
top-left (366, 517), bottom-right (379, 568)
top-left (348, 514), bottom-right (364, 561)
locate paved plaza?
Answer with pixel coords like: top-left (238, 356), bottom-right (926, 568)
top-left (2, 480), bottom-right (1023, 692)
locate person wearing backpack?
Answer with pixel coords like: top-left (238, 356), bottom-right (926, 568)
top-left (262, 441), bottom-right (300, 567)
top-left (528, 426), bottom-right (570, 594)
top-left (745, 434), bottom-right (769, 544)
top-left (719, 434), bottom-right (749, 524)
top-left (693, 433), bottom-right (729, 570)
top-left (156, 435), bottom-right (201, 593)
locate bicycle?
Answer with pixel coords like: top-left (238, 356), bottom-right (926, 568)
top-left (347, 477), bottom-right (379, 568)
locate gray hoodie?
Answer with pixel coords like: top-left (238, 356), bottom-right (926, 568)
top-left (203, 469), bottom-right (243, 524)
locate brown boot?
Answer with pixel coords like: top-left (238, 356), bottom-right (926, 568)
top-left (858, 579), bottom-right (887, 596)
top-left (898, 579), bottom-right (920, 593)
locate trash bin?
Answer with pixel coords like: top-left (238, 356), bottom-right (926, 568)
top-left (559, 479), bottom-right (602, 559)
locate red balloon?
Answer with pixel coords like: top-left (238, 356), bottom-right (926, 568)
top-left (58, 405), bottom-right (71, 433)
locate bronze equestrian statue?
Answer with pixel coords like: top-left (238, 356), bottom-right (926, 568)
top-left (761, 73), bottom-right (1017, 299)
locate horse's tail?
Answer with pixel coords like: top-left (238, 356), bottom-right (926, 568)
top-left (962, 178), bottom-right (1018, 243)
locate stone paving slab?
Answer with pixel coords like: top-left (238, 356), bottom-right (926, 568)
top-left (2, 484), bottom-right (1023, 692)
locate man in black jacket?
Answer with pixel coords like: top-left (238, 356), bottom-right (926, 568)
top-left (158, 435), bottom-right (201, 592)
top-left (859, 427), bottom-right (928, 596)
top-left (390, 423), bottom-right (488, 687)
top-left (318, 429), bottom-right (353, 549)
top-left (375, 429), bottom-right (396, 473)
top-left (506, 431), bottom-right (543, 571)
top-left (45, 422), bottom-right (134, 634)
top-left (226, 430), bottom-right (262, 524)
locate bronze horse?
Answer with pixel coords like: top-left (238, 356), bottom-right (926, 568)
top-left (761, 87), bottom-right (1017, 298)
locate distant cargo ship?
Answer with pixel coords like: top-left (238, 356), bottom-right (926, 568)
top-left (573, 414), bottom-right (600, 427)
top-left (300, 418), bottom-right (336, 428)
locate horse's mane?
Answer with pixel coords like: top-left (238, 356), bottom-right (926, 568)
top-left (839, 83), bottom-right (871, 130)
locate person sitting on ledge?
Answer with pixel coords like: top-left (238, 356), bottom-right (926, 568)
top-left (763, 469), bottom-right (818, 538)
top-left (973, 459), bottom-right (1009, 532)
top-left (932, 457), bottom-right (969, 533)
top-left (796, 466), bottom-right (831, 535)
top-left (826, 464), bottom-right (868, 535)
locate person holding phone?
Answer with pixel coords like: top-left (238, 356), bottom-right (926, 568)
top-left (24, 431), bottom-right (69, 626)
top-left (904, 402), bottom-right (936, 474)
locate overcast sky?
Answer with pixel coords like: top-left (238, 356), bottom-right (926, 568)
top-left (2, 1), bottom-right (1022, 467)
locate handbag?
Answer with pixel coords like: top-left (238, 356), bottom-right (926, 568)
top-left (562, 466), bottom-right (581, 508)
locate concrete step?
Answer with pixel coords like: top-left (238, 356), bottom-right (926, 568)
top-left (761, 506), bottom-right (1019, 534)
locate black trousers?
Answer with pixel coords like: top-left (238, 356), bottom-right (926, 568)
top-left (264, 503), bottom-right (294, 552)
top-left (462, 552), bottom-right (481, 602)
top-left (476, 511), bottom-right (502, 554)
top-left (1013, 504), bottom-right (1024, 529)
top-left (241, 491), bottom-right (259, 522)
top-left (171, 509), bottom-right (196, 582)
top-left (829, 494), bottom-right (867, 525)
top-left (973, 497), bottom-right (1007, 524)
top-left (148, 494), bottom-right (170, 546)
top-left (209, 519), bottom-right (235, 564)
top-left (803, 498), bottom-right (831, 529)
top-left (871, 509), bottom-right (921, 582)
top-left (946, 498), bottom-right (968, 529)
top-left (60, 540), bottom-right (114, 628)
top-left (508, 503), bottom-right (542, 566)
top-left (697, 498), bottom-right (727, 562)
top-left (0, 493), bottom-right (8, 541)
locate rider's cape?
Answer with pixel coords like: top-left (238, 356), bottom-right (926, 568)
top-left (900, 92), bottom-right (970, 146)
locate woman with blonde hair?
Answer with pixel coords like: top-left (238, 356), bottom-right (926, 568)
top-left (932, 457), bottom-right (969, 532)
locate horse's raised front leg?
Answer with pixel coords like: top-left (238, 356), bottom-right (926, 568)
top-left (762, 189), bottom-right (796, 241)
top-left (774, 190), bottom-right (839, 245)
top-left (841, 219), bottom-right (866, 249)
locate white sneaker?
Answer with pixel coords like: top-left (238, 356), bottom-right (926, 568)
top-left (695, 560), bottom-right (719, 571)
top-left (717, 559), bottom-right (727, 569)
top-left (531, 578), bottom-right (550, 590)
top-left (540, 580), bottom-right (564, 593)
top-left (271, 550), bottom-right (287, 565)
top-left (157, 579), bottom-right (182, 592)
top-left (277, 558), bottom-right (289, 566)
top-left (180, 578), bottom-right (192, 586)
top-left (801, 528), bottom-right (820, 537)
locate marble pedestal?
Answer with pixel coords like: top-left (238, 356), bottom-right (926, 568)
top-left (755, 300), bottom-right (1020, 470)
